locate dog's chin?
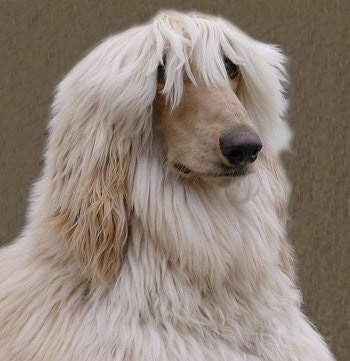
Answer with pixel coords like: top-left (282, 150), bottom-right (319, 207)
top-left (173, 163), bottom-right (250, 186)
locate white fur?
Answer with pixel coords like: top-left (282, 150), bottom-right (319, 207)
top-left (0, 10), bottom-right (334, 361)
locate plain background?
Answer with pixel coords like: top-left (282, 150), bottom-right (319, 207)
top-left (0, 1), bottom-right (349, 360)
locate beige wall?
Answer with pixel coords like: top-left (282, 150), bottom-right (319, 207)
top-left (0, 1), bottom-right (348, 360)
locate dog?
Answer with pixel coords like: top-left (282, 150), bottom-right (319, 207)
top-left (0, 10), bottom-right (335, 361)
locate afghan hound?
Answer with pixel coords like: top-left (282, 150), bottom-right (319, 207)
top-left (0, 10), bottom-right (335, 361)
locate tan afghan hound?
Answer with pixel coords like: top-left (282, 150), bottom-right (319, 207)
top-left (0, 10), bottom-right (334, 361)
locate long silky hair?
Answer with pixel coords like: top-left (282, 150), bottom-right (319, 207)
top-left (38, 10), bottom-right (291, 284)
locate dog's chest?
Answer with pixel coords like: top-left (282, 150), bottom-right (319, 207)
top-left (69, 241), bottom-right (296, 361)
top-left (70, 269), bottom-right (299, 361)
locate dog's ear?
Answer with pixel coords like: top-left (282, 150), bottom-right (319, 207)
top-left (261, 153), bottom-right (295, 281)
top-left (46, 123), bottom-right (131, 284)
top-left (68, 154), bottom-right (129, 285)
top-left (44, 31), bottom-right (156, 284)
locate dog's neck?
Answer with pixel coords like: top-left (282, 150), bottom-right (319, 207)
top-left (130, 148), bottom-right (290, 293)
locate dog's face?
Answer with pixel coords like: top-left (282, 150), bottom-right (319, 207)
top-left (154, 59), bottom-right (262, 185)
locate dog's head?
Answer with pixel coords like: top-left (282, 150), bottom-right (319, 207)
top-left (45, 11), bottom-right (291, 283)
top-left (152, 12), bottom-right (290, 186)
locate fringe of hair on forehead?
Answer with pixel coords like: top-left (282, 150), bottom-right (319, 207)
top-left (152, 11), bottom-right (243, 107)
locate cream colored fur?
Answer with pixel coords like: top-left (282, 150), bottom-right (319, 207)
top-left (0, 10), bottom-right (334, 361)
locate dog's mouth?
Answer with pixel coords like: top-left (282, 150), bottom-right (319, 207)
top-left (174, 163), bottom-right (192, 174)
top-left (214, 165), bottom-right (249, 178)
top-left (174, 163), bottom-right (248, 178)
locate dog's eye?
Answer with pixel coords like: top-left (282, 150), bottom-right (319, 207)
top-left (224, 57), bottom-right (239, 79)
top-left (157, 63), bottom-right (166, 83)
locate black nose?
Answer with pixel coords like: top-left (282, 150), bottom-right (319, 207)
top-left (219, 128), bottom-right (262, 166)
